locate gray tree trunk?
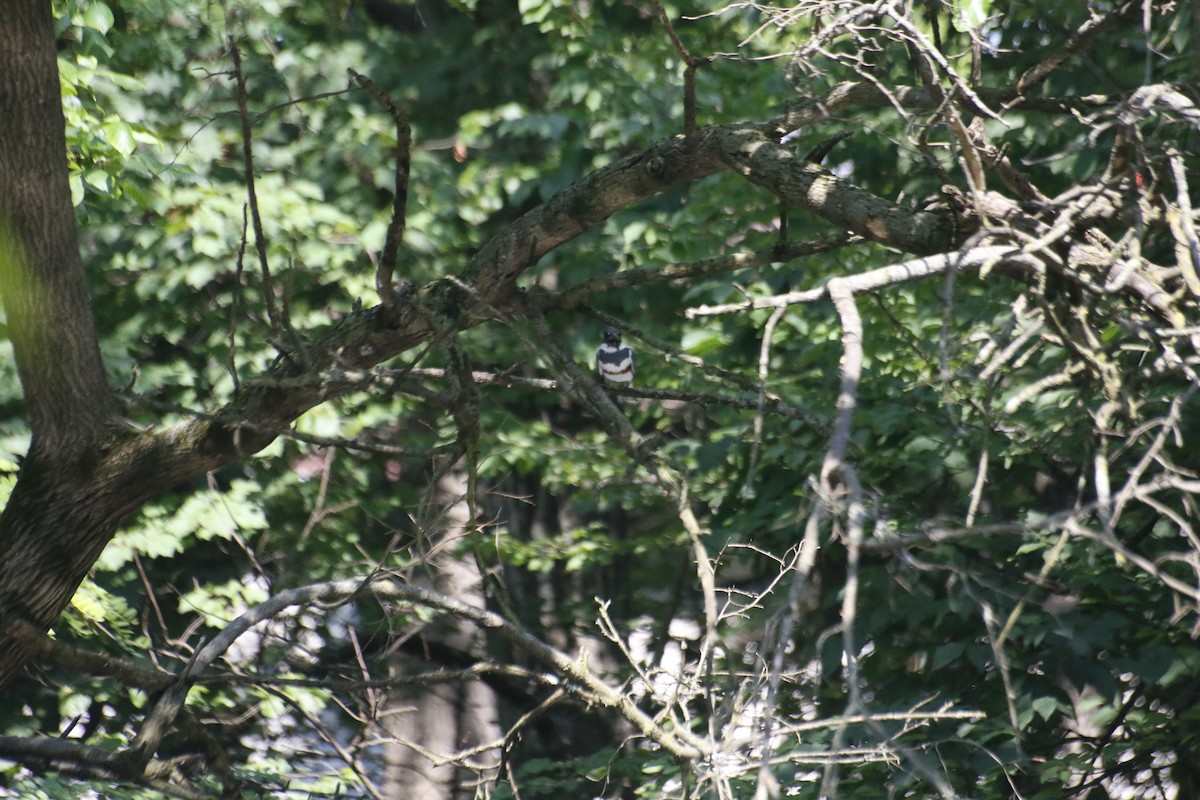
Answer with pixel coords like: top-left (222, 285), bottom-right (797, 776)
top-left (383, 471), bottom-right (502, 798)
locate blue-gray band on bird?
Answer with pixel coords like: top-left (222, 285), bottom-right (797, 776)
top-left (597, 327), bottom-right (635, 384)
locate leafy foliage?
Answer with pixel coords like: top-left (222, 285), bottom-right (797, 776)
top-left (1, 0), bottom-right (1199, 799)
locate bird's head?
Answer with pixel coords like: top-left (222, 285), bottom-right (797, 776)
top-left (602, 327), bottom-right (622, 347)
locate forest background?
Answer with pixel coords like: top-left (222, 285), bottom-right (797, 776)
top-left (0, 1), bottom-right (1199, 798)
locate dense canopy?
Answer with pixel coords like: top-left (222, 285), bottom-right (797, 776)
top-left (0, 1), bottom-right (1198, 798)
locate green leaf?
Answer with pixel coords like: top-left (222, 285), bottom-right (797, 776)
top-left (68, 172), bottom-right (85, 206)
top-left (1032, 695), bottom-right (1058, 721)
top-left (930, 642), bottom-right (965, 670)
top-left (681, 327), bottom-right (725, 355)
top-left (81, 1), bottom-right (114, 34)
top-left (100, 118), bottom-right (136, 156)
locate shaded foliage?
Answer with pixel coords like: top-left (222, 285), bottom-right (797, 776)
top-left (0, 1), bottom-right (1198, 799)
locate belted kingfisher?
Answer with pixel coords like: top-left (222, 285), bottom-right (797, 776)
top-left (596, 327), bottom-right (635, 385)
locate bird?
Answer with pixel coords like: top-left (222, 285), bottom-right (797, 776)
top-left (596, 326), bottom-right (635, 385)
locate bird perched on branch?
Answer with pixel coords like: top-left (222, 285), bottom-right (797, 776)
top-left (596, 327), bottom-right (635, 385)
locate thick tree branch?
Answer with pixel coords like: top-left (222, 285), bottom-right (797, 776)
top-left (109, 72), bottom-right (1187, 494)
top-left (128, 115), bottom-right (963, 487)
top-left (0, 735), bottom-right (210, 799)
top-left (712, 126), bottom-right (959, 254)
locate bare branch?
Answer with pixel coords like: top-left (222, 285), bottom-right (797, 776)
top-left (1165, 145), bottom-right (1200, 298)
top-left (227, 30), bottom-right (281, 339)
top-left (688, 245), bottom-right (1041, 317)
top-left (126, 576), bottom-right (706, 768)
top-left (743, 305), bottom-right (788, 497)
top-left (1016, 2), bottom-right (1139, 95)
top-left (653, 0), bottom-right (712, 135)
top-left (349, 69), bottom-right (412, 314)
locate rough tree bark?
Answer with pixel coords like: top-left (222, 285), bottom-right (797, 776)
top-left (0, 0), bottom-right (128, 682)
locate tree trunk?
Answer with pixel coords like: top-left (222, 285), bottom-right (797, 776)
top-left (0, 0), bottom-right (125, 687)
top-left (383, 471), bottom-right (501, 798)
top-left (0, 2), bottom-right (116, 445)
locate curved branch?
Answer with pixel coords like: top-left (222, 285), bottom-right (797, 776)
top-left (126, 577), bottom-right (705, 771)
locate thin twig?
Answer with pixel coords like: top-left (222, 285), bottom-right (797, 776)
top-left (264, 684), bottom-right (385, 799)
top-left (743, 305), bottom-right (787, 498)
top-left (1016, 1), bottom-right (1138, 95)
top-left (227, 30), bottom-right (281, 338)
top-left (652, 0), bottom-right (704, 133)
top-left (348, 69), bottom-right (412, 313)
top-left (227, 204), bottom-right (247, 390)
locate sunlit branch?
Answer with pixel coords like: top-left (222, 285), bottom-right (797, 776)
top-left (687, 245), bottom-right (1040, 317)
top-left (1165, 145), bottom-right (1200, 298)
